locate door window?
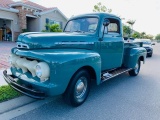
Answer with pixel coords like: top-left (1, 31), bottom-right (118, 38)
top-left (102, 18), bottom-right (120, 34)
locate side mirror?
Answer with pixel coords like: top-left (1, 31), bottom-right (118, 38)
top-left (103, 19), bottom-right (110, 26)
top-left (101, 19), bottom-right (110, 40)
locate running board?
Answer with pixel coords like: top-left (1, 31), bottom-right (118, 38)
top-left (101, 68), bottom-right (132, 83)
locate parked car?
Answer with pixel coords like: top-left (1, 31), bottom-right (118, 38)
top-left (134, 39), bottom-right (154, 57)
top-left (123, 37), bottom-right (135, 43)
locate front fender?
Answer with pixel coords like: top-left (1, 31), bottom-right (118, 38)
top-left (14, 48), bottom-right (101, 95)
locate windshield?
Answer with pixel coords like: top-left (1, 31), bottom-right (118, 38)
top-left (64, 17), bottom-right (98, 33)
top-left (143, 41), bottom-right (151, 45)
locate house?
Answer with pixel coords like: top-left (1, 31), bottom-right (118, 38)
top-left (0, 0), bottom-right (68, 41)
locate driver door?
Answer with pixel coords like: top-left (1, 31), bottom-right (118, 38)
top-left (100, 18), bottom-right (124, 71)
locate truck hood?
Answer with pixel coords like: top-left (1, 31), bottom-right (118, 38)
top-left (16, 32), bottom-right (96, 49)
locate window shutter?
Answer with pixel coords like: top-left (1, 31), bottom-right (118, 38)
top-left (46, 18), bottom-right (49, 30)
top-left (60, 22), bottom-right (63, 29)
top-left (46, 18), bottom-right (49, 24)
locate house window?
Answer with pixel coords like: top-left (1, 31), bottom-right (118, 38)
top-left (54, 21), bottom-right (62, 29)
top-left (49, 19), bottom-right (54, 25)
top-left (46, 18), bottom-right (62, 30)
top-left (46, 18), bottom-right (49, 30)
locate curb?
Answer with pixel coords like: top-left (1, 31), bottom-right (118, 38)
top-left (0, 69), bottom-right (8, 86)
top-left (0, 96), bottom-right (57, 120)
top-left (0, 69), bottom-right (36, 115)
top-left (0, 96), bottom-right (36, 114)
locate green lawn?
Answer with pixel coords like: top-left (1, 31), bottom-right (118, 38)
top-left (0, 85), bottom-right (21, 103)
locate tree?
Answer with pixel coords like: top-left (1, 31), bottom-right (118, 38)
top-left (93, 2), bottom-right (112, 13)
top-left (123, 25), bottom-right (132, 37)
top-left (139, 32), bottom-right (154, 40)
top-left (126, 20), bottom-right (136, 35)
top-left (155, 34), bottom-right (160, 40)
top-left (49, 24), bottom-right (62, 32)
top-left (140, 32), bottom-right (146, 38)
top-left (132, 32), bottom-right (141, 38)
top-left (42, 24), bottom-right (62, 32)
top-left (145, 34), bottom-right (154, 40)
top-left (126, 20), bottom-right (136, 26)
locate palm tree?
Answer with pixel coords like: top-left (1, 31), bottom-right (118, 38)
top-left (127, 20), bottom-right (136, 35)
top-left (141, 32), bottom-right (146, 38)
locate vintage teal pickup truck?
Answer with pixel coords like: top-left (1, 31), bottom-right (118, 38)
top-left (3, 13), bottom-right (146, 107)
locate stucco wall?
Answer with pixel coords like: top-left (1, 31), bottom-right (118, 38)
top-left (0, 10), bottom-right (20, 32)
top-left (0, 9), bottom-right (68, 40)
top-left (40, 10), bottom-right (67, 31)
top-left (27, 17), bottom-right (40, 32)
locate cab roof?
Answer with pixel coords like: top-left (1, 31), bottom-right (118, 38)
top-left (70, 12), bottom-right (121, 20)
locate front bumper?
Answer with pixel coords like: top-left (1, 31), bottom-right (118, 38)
top-left (144, 47), bottom-right (153, 55)
top-left (3, 70), bottom-right (45, 99)
top-left (146, 50), bottom-right (152, 54)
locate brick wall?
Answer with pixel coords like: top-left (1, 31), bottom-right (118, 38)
top-left (14, 6), bottom-right (35, 32)
top-left (14, 31), bottom-right (21, 41)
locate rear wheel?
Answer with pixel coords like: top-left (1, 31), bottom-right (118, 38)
top-left (63, 70), bottom-right (91, 107)
top-left (129, 59), bottom-right (141, 76)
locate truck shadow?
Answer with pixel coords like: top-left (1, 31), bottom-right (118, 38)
top-left (14, 72), bottom-right (160, 119)
top-left (15, 74), bottom-right (151, 119)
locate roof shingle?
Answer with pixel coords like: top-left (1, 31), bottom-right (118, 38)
top-left (0, 0), bottom-right (55, 12)
top-left (18, 0), bottom-right (47, 10)
top-left (0, 0), bottom-right (14, 8)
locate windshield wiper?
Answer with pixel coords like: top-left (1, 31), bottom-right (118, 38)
top-left (64, 30), bottom-right (86, 33)
top-left (73, 30), bottom-right (85, 33)
top-left (64, 30), bottom-right (70, 32)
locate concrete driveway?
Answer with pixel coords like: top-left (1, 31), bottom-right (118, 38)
top-left (0, 41), bottom-right (16, 70)
top-left (0, 42), bottom-right (16, 86)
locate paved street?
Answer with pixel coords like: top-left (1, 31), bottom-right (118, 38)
top-left (0, 43), bottom-right (160, 120)
top-left (2, 43), bottom-right (158, 120)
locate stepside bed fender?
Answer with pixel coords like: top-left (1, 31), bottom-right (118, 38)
top-left (123, 47), bottom-right (146, 68)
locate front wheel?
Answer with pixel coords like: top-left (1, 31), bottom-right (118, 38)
top-left (129, 59), bottom-right (141, 76)
top-left (63, 70), bottom-right (91, 107)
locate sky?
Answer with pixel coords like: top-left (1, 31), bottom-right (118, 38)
top-left (14, 0), bottom-right (160, 36)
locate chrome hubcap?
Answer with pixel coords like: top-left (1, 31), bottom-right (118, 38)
top-left (134, 62), bottom-right (139, 74)
top-left (75, 77), bottom-right (87, 99)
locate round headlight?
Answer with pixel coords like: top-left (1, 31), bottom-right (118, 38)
top-left (35, 62), bottom-right (50, 82)
top-left (35, 65), bottom-right (42, 78)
